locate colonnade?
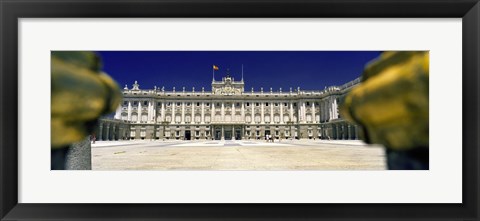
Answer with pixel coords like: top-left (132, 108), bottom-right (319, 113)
top-left (118, 99), bottom-right (341, 126)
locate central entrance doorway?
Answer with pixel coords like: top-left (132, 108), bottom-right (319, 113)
top-left (185, 130), bottom-right (191, 140)
top-left (224, 130), bottom-right (232, 140)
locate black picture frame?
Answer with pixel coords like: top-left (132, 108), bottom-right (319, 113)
top-left (1, 0), bottom-right (479, 220)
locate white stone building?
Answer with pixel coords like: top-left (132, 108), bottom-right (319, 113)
top-left (96, 73), bottom-right (361, 141)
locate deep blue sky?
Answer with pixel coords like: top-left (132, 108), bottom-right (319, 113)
top-left (96, 51), bottom-right (382, 91)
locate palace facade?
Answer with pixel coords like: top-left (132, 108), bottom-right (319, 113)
top-left (95, 73), bottom-right (361, 141)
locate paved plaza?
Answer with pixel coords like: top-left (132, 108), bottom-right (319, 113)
top-left (92, 139), bottom-right (386, 170)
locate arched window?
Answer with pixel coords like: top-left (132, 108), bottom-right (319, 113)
top-left (274, 115), bottom-right (280, 123)
top-left (254, 115), bottom-right (261, 123)
top-left (265, 115), bottom-right (270, 123)
top-left (306, 114), bottom-right (312, 122)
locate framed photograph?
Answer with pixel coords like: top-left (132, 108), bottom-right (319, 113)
top-left (1, 0), bottom-right (479, 220)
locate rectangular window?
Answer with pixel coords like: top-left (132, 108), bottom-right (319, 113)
top-left (144, 101), bottom-right (148, 105)
top-left (284, 103), bottom-right (288, 106)
top-left (266, 103), bottom-right (269, 106)
top-left (197, 102), bottom-right (200, 106)
top-left (256, 103), bottom-right (259, 106)
top-left (246, 102), bottom-right (250, 106)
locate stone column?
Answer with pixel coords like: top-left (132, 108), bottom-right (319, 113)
top-left (161, 102), bottom-right (165, 122)
top-left (312, 101), bottom-right (316, 123)
top-left (297, 101), bottom-right (302, 123)
top-left (328, 99), bottom-right (333, 120)
top-left (280, 102), bottom-right (284, 124)
top-left (111, 124), bottom-right (116, 140)
top-left (261, 102), bottom-right (265, 124)
top-left (147, 101), bottom-right (152, 122)
top-left (270, 102), bottom-right (273, 124)
top-left (347, 124), bottom-right (352, 140)
top-left (332, 97), bottom-right (338, 120)
top-left (301, 101), bottom-right (307, 123)
top-left (171, 102), bottom-right (176, 124)
top-left (232, 102), bottom-right (235, 122)
top-left (241, 101), bottom-right (245, 123)
top-left (221, 125), bottom-right (224, 140)
top-left (191, 102), bottom-right (194, 124)
top-left (335, 124), bottom-right (340, 140)
top-left (289, 101), bottom-right (294, 122)
top-left (98, 124), bottom-right (103, 141)
top-left (251, 102), bottom-right (254, 123)
top-left (232, 125), bottom-right (235, 140)
top-left (137, 101), bottom-right (141, 123)
top-left (105, 124), bottom-right (110, 141)
top-left (152, 101), bottom-right (156, 122)
top-left (241, 126), bottom-right (245, 140)
top-left (221, 102), bottom-right (225, 122)
top-left (211, 102), bottom-right (215, 122)
top-left (201, 101), bottom-right (205, 124)
top-left (181, 101), bottom-right (185, 124)
top-left (127, 101), bottom-right (132, 121)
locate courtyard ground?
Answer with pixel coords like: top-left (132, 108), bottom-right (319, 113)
top-left (92, 139), bottom-right (386, 170)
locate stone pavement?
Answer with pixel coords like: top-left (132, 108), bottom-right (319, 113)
top-left (92, 140), bottom-right (386, 170)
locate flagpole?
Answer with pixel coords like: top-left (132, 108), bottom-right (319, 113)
top-left (241, 64), bottom-right (244, 82)
top-left (212, 65), bottom-right (214, 82)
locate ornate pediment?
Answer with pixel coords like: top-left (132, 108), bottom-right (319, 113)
top-left (212, 74), bottom-right (244, 95)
